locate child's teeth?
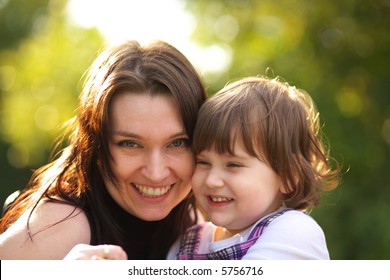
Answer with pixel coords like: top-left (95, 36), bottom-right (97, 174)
top-left (211, 196), bottom-right (232, 202)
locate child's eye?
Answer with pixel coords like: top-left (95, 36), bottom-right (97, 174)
top-left (170, 138), bottom-right (189, 148)
top-left (196, 159), bottom-right (210, 166)
top-left (227, 162), bottom-right (242, 168)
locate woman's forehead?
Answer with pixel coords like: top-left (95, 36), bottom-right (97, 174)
top-left (108, 93), bottom-right (186, 139)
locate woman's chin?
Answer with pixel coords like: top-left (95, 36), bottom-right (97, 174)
top-left (137, 211), bottom-right (170, 221)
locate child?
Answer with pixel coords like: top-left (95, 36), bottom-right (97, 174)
top-left (167, 76), bottom-right (340, 260)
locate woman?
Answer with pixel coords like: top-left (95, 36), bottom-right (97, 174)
top-left (0, 40), bottom-right (207, 259)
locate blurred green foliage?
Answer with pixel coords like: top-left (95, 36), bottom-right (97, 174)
top-left (0, 0), bottom-right (389, 259)
top-left (184, 0), bottom-right (390, 259)
top-left (0, 0), bottom-right (104, 212)
top-left (0, 0), bottom-right (50, 49)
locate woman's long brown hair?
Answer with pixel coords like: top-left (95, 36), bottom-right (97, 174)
top-left (0, 40), bottom-right (207, 258)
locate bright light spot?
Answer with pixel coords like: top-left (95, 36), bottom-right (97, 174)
top-left (67, 0), bottom-right (193, 46)
top-left (287, 85), bottom-right (298, 100)
top-left (7, 143), bottom-right (29, 168)
top-left (256, 16), bottom-right (282, 38)
top-left (382, 119), bottom-right (390, 145)
top-left (335, 88), bottom-right (363, 117)
top-left (320, 27), bottom-right (345, 51)
top-left (66, 0), bottom-right (229, 75)
top-left (0, 65), bottom-right (16, 91)
top-left (0, 0), bottom-right (9, 10)
top-left (31, 77), bottom-right (55, 101)
top-left (35, 105), bottom-right (59, 131)
top-left (214, 15), bottom-right (239, 42)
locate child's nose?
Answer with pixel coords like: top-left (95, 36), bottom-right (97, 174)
top-left (205, 169), bottom-right (225, 189)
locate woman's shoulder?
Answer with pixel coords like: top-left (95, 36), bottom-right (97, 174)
top-left (35, 199), bottom-right (89, 224)
top-left (0, 200), bottom-right (91, 259)
top-left (30, 199), bottom-right (91, 242)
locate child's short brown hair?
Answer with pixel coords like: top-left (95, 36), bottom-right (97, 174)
top-left (193, 76), bottom-right (340, 210)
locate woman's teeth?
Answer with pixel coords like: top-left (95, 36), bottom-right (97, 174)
top-left (134, 184), bottom-right (171, 198)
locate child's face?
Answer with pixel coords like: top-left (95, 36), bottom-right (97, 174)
top-left (192, 140), bottom-right (285, 235)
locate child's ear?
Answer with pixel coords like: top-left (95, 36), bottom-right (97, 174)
top-left (273, 154), bottom-right (300, 195)
top-left (279, 172), bottom-right (298, 195)
top-left (279, 183), bottom-right (291, 194)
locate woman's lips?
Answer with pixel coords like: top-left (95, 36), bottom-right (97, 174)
top-left (133, 183), bottom-right (173, 198)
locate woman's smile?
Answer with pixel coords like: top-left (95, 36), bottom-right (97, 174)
top-left (133, 183), bottom-right (173, 198)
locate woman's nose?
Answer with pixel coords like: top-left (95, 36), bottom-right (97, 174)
top-left (142, 150), bottom-right (170, 182)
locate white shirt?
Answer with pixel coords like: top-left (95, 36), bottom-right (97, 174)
top-left (167, 208), bottom-right (330, 260)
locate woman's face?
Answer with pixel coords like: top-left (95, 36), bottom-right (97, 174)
top-left (106, 92), bottom-right (194, 221)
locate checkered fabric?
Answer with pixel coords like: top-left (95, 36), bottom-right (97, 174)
top-left (177, 210), bottom-right (289, 260)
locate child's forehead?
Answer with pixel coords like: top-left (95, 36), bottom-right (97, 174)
top-left (206, 134), bottom-right (265, 158)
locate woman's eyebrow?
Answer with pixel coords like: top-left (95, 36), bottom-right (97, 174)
top-left (110, 130), bottom-right (142, 139)
top-left (171, 132), bottom-right (189, 138)
top-left (110, 130), bottom-right (188, 139)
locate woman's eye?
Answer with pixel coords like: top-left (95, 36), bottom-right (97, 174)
top-left (170, 138), bottom-right (189, 148)
top-left (121, 141), bottom-right (139, 148)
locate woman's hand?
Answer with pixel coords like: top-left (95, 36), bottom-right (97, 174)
top-left (63, 244), bottom-right (127, 260)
